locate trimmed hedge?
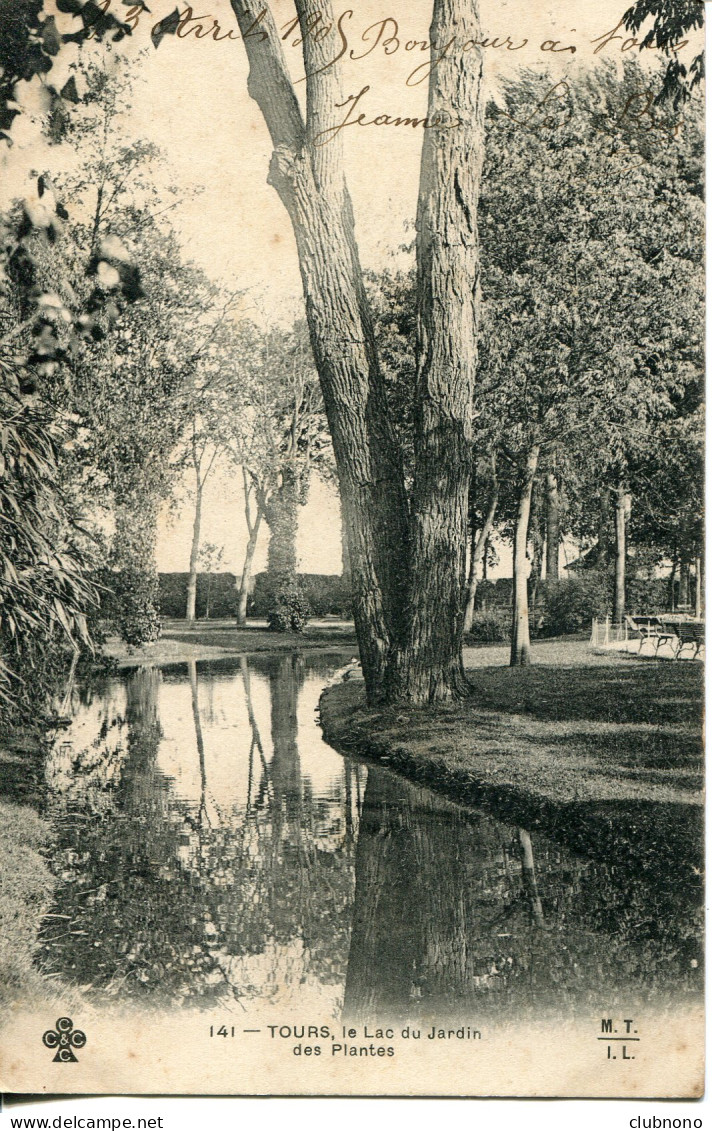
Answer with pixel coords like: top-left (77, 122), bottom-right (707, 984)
top-left (155, 572), bottom-right (352, 620)
top-left (157, 573), bottom-right (238, 619)
top-left (250, 573), bottom-right (352, 618)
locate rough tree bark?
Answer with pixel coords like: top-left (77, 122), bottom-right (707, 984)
top-left (545, 470), bottom-right (560, 580)
top-left (529, 511), bottom-right (544, 613)
top-left (339, 494), bottom-right (351, 585)
top-left (510, 445), bottom-right (540, 666)
top-left (229, 0), bottom-right (484, 705)
top-left (264, 464), bottom-right (299, 591)
top-left (613, 484), bottom-right (629, 624)
top-left (462, 459), bottom-right (498, 634)
top-left (230, 0), bottom-right (408, 700)
top-left (389, 0), bottom-right (485, 702)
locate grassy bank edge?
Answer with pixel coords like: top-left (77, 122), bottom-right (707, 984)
top-left (318, 679), bottom-right (703, 877)
top-left (0, 799), bottom-right (57, 1009)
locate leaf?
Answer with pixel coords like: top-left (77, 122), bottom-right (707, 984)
top-left (151, 7), bottom-right (181, 49)
top-left (60, 76), bottom-right (80, 104)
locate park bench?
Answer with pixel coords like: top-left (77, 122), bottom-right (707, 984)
top-left (625, 615), bottom-right (677, 655)
top-left (669, 620), bottom-right (705, 661)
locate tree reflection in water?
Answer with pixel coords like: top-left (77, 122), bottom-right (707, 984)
top-left (39, 656), bottom-right (361, 1009)
top-left (343, 771), bottom-right (702, 1024)
top-left (38, 656), bottom-right (702, 1020)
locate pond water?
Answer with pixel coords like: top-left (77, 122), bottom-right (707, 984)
top-left (38, 653), bottom-right (703, 1023)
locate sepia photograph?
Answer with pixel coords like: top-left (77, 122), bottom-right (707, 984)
top-left (0, 0), bottom-right (705, 1099)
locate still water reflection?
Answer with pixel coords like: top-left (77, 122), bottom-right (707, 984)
top-left (39, 654), bottom-right (702, 1022)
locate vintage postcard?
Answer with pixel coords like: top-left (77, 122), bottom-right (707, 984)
top-left (0, 0), bottom-right (705, 1100)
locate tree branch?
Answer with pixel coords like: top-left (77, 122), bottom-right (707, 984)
top-left (228, 0), bottom-right (305, 152)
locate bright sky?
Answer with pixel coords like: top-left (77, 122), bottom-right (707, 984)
top-left (1, 0), bottom-right (700, 578)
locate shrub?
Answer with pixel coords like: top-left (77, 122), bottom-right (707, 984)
top-left (98, 569), bottom-right (162, 646)
top-left (537, 575), bottom-right (610, 637)
top-left (627, 576), bottom-right (669, 615)
top-left (464, 610), bottom-right (510, 643)
top-left (266, 581), bottom-right (311, 633)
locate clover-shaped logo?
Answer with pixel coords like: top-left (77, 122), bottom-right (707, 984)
top-left (42, 1017), bottom-right (87, 1063)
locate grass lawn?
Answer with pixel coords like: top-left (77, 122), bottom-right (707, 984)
top-left (105, 617), bottom-right (358, 667)
top-left (320, 638), bottom-right (703, 872)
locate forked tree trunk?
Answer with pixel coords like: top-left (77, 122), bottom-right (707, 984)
top-left (230, 0), bottom-right (408, 700)
top-left (236, 468), bottom-right (264, 626)
top-left (613, 485), bottom-right (629, 624)
top-left (510, 446), bottom-right (540, 666)
top-left (230, 0), bottom-right (484, 705)
top-left (545, 471), bottom-right (560, 580)
top-left (236, 517), bottom-right (262, 626)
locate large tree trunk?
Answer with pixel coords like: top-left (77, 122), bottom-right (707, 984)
top-left (463, 470), bottom-right (499, 635)
top-left (264, 465), bottom-right (299, 590)
top-left (230, 0), bottom-right (484, 705)
top-left (185, 477), bottom-right (203, 622)
top-left (613, 485), bottom-right (629, 624)
top-left (510, 446), bottom-right (540, 667)
top-left (230, 0), bottom-right (408, 701)
top-left (339, 493), bottom-right (351, 585)
top-left (389, 0), bottom-right (485, 703)
top-left (545, 471), bottom-right (560, 580)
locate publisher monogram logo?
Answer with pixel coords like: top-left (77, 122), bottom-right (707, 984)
top-left (42, 1017), bottom-right (87, 1063)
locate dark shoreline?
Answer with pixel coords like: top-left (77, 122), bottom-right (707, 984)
top-left (318, 673), bottom-right (703, 882)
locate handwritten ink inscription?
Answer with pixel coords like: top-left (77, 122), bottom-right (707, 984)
top-left (89, 2), bottom-right (691, 76)
top-left (76, 3), bottom-right (693, 149)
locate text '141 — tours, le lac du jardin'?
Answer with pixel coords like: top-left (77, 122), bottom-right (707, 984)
top-left (209, 1023), bottom-right (483, 1057)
